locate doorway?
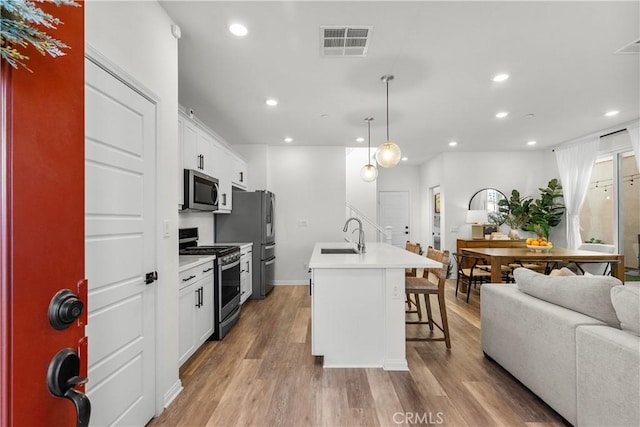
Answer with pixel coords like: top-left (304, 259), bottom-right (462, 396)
top-left (431, 186), bottom-right (441, 250)
top-left (379, 191), bottom-right (410, 247)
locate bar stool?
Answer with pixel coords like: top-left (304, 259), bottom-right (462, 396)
top-left (406, 247), bottom-right (451, 348)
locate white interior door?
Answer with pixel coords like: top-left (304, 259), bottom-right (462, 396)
top-left (85, 57), bottom-right (156, 426)
top-left (379, 191), bottom-right (410, 247)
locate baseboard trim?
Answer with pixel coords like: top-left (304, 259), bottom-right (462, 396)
top-left (275, 281), bottom-right (308, 286)
top-left (383, 358), bottom-right (409, 371)
top-left (163, 379), bottom-right (183, 409)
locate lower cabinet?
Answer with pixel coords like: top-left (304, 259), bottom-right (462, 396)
top-left (178, 260), bottom-right (214, 366)
top-left (240, 244), bottom-right (253, 304)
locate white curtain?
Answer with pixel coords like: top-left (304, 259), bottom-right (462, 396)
top-left (628, 124), bottom-right (640, 171)
top-left (555, 137), bottom-right (599, 249)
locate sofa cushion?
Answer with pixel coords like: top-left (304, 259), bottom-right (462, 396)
top-left (514, 267), bottom-right (621, 328)
top-left (610, 285), bottom-right (640, 336)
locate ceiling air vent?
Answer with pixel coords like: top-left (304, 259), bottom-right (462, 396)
top-left (614, 38), bottom-right (640, 54)
top-left (320, 26), bottom-right (372, 57)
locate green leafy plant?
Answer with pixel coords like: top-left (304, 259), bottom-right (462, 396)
top-left (585, 237), bottom-right (604, 244)
top-left (498, 189), bottom-right (531, 230)
top-left (1, 0), bottom-right (79, 71)
top-left (498, 179), bottom-right (565, 239)
top-left (527, 179), bottom-right (565, 239)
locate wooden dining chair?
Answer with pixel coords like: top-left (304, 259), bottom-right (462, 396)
top-left (404, 241), bottom-right (423, 316)
top-left (452, 252), bottom-right (491, 303)
top-left (406, 247), bottom-right (451, 348)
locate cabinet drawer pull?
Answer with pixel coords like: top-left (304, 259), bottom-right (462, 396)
top-left (202, 267), bottom-right (213, 273)
top-left (182, 275), bottom-right (196, 282)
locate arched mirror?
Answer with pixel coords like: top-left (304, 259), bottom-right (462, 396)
top-left (468, 188), bottom-right (507, 225)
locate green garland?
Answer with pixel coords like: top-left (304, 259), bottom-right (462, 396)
top-left (1, 0), bottom-right (79, 71)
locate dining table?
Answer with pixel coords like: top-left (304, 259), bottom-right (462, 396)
top-left (461, 247), bottom-right (625, 283)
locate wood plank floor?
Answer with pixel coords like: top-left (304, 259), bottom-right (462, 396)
top-left (149, 281), bottom-right (567, 427)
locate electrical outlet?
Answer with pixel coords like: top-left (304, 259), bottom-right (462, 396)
top-left (450, 225), bottom-right (459, 233)
top-left (392, 284), bottom-right (401, 299)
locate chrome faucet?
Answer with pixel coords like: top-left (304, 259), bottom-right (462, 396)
top-left (343, 217), bottom-right (365, 253)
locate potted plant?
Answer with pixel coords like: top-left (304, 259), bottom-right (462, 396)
top-left (498, 189), bottom-right (531, 239)
top-left (498, 179), bottom-right (565, 240)
top-left (527, 179), bottom-right (565, 240)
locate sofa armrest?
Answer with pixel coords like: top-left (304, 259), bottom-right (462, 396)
top-left (481, 284), bottom-right (605, 425)
top-left (576, 325), bottom-right (640, 427)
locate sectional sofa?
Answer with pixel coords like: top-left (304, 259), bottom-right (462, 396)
top-left (481, 268), bottom-right (640, 426)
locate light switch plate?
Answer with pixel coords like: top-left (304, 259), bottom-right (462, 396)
top-left (163, 220), bottom-right (170, 237)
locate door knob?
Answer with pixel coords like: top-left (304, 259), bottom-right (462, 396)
top-left (48, 289), bottom-right (84, 330)
top-left (47, 348), bottom-right (91, 427)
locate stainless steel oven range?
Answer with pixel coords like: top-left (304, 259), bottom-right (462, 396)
top-left (179, 228), bottom-right (241, 340)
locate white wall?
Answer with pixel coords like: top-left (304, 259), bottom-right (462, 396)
top-left (345, 148), bottom-right (378, 242)
top-left (269, 146), bottom-right (346, 283)
top-left (234, 145), bottom-right (346, 283)
top-left (377, 164), bottom-right (422, 245)
top-left (420, 150), bottom-right (565, 260)
top-left (86, 0), bottom-right (181, 414)
top-left (178, 212), bottom-right (215, 244)
top-left (234, 144), bottom-right (269, 191)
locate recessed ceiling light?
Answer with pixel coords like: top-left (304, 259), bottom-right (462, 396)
top-left (284, 137), bottom-right (293, 143)
top-left (492, 73), bottom-right (509, 82)
top-left (265, 99), bottom-right (278, 107)
top-left (401, 157), bottom-right (408, 162)
top-left (356, 137), bottom-right (365, 143)
top-left (229, 23), bottom-right (248, 37)
top-left (604, 110), bottom-right (619, 117)
top-left (527, 140), bottom-right (537, 146)
top-left (495, 111), bottom-right (509, 119)
top-left (448, 141), bottom-right (458, 147)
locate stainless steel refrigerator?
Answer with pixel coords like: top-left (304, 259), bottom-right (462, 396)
top-left (216, 190), bottom-right (275, 298)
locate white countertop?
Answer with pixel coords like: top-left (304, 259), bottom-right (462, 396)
top-left (309, 242), bottom-right (441, 269)
top-left (179, 255), bottom-right (215, 271)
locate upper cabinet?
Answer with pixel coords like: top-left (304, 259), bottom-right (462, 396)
top-left (178, 109), bottom-right (248, 213)
top-left (230, 152), bottom-right (248, 190)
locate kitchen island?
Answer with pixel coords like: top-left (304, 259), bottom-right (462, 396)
top-left (308, 242), bottom-right (441, 371)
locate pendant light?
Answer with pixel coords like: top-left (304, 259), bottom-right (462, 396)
top-left (360, 117), bottom-right (378, 182)
top-left (375, 74), bottom-right (402, 168)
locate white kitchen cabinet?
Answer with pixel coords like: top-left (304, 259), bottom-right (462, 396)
top-left (178, 115), bottom-right (184, 207)
top-left (181, 116), bottom-right (200, 172)
top-left (240, 243), bottom-right (253, 304)
top-left (216, 148), bottom-right (233, 213)
top-left (179, 108), bottom-right (247, 213)
top-left (178, 258), bottom-right (215, 366)
top-left (231, 153), bottom-right (248, 190)
top-left (180, 112), bottom-right (214, 176)
top-left (198, 131), bottom-right (216, 178)
top-left (178, 283), bottom-right (197, 365)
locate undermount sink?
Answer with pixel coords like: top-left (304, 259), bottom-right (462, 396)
top-left (321, 248), bottom-right (359, 254)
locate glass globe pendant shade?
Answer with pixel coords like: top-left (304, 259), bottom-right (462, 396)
top-left (375, 141), bottom-right (402, 168)
top-left (360, 163), bottom-right (378, 182)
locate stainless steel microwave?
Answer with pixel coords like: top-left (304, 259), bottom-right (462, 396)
top-left (183, 169), bottom-right (219, 211)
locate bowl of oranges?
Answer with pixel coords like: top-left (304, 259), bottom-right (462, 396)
top-left (526, 237), bottom-right (553, 252)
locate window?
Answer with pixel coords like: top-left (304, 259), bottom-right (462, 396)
top-left (580, 130), bottom-right (640, 274)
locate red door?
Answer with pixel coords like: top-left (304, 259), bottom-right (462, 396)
top-left (1, 2), bottom-right (86, 426)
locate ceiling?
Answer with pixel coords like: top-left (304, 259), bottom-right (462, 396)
top-left (160, 1), bottom-right (639, 165)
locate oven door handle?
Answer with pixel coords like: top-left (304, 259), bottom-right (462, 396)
top-left (264, 244), bottom-right (276, 251)
top-left (221, 259), bottom-right (240, 271)
top-left (265, 258), bottom-right (276, 267)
